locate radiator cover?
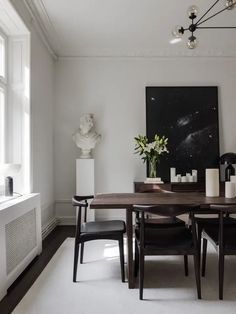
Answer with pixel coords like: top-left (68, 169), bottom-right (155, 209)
top-left (0, 194), bottom-right (41, 301)
top-left (5, 208), bottom-right (37, 274)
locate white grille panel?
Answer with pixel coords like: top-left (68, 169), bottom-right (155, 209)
top-left (5, 208), bottom-right (37, 274)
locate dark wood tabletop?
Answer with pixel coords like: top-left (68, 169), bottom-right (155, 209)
top-left (90, 192), bottom-right (236, 209)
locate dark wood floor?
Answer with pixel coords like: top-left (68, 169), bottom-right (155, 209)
top-left (0, 226), bottom-right (75, 314)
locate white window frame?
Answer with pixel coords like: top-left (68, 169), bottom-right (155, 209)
top-left (0, 27), bottom-right (7, 164)
top-left (0, 3), bottom-right (31, 196)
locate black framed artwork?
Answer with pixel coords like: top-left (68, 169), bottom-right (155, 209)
top-left (146, 86), bottom-right (220, 182)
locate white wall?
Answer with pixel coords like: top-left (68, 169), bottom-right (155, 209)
top-left (30, 27), bottom-right (55, 227)
top-left (55, 56), bottom-right (236, 221)
top-left (11, 0), bottom-right (55, 228)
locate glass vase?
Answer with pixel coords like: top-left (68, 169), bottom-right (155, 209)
top-left (149, 159), bottom-right (157, 178)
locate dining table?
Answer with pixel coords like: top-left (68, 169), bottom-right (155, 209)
top-left (90, 192), bottom-right (236, 289)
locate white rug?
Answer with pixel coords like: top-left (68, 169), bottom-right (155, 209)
top-left (13, 238), bottom-right (236, 314)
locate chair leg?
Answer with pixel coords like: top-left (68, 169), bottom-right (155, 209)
top-left (134, 240), bottom-right (139, 277)
top-left (118, 237), bottom-right (125, 282)
top-left (73, 243), bottom-right (80, 282)
top-left (139, 249), bottom-right (144, 300)
top-left (184, 255), bottom-right (188, 276)
top-left (202, 238), bottom-right (207, 277)
top-left (197, 226), bottom-right (202, 266)
top-left (219, 253), bottom-right (225, 300)
top-left (80, 242), bottom-right (84, 264)
top-left (193, 253), bottom-right (201, 299)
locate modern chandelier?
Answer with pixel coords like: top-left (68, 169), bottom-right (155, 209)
top-left (172, 0), bottom-right (236, 49)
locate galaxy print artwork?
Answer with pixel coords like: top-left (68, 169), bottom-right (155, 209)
top-left (146, 86), bottom-right (219, 182)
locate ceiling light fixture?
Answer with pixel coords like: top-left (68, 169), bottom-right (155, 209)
top-left (172, 0), bottom-right (236, 49)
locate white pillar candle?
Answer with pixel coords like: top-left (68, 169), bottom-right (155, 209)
top-left (186, 173), bottom-right (191, 182)
top-left (181, 176), bottom-right (187, 182)
top-left (177, 174), bottom-right (181, 182)
top-left (188, 175), bottom-right (194, 182)
top-left (192, 169), bottom-right (198, 182)
top-left (170, 168), bottom-right (176, 182)
top-left (172, 176), bottom-right (177, 182)
top-left (230, 175), bottom-right (236, 183)
top-left (225, 182), bottom-right (236, 198)
top-left (205, 169), bottom-right (219, 197)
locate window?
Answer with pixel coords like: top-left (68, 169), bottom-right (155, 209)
top-left (0, 30), bottom-right (6, 164)
top-left (0, 87), bottom-right (5, 163)
top-left (0, 19), bottom-right (30, 195)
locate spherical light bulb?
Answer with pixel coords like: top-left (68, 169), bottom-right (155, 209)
top-left (172, 25), bottom-right (184, 38)
top-left (225, 0), bottom-right (236, 9)
top-left (187, 36), bottom-right (198, 49)
top-left (187, 5), bottom-right (198, 19)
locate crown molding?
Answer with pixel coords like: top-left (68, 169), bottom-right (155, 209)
top-left (58, 48), bottom-right (236, 59)
top-left (58, 55), bottom-right (236, 60)
top-left (22, 0), bottom-right (59, 60)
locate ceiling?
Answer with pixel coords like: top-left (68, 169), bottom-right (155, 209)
top-left (27, 0), bottom-right (236, 57)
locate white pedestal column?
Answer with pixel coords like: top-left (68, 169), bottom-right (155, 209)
top-left (76, 159), bottom-right (95, 221)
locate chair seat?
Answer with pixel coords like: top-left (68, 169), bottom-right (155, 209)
top-left (81, 220), bottom-right (126, 234)
top-left (135, 226), bottom-right (193, 250)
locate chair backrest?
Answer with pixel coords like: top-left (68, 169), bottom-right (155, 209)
top-left (133, 204), bottom-right (200, 248)
top-left (72, 195), bottom-right (94, 237)
top-left (72, 195), bottom-right (94, 204)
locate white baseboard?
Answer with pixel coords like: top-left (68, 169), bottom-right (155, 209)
top-left (42, 217), bottom-right (59, 239)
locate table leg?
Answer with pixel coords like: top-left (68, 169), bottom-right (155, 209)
top-left (126, 207), bottom-right (134, 289)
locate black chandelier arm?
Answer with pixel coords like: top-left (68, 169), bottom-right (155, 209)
top-left (197, 2), bottom-right (236, 27)
top-left (195, 0), bottom-right (220, 25)
top-left (197, 26), bottom-right (236, 29)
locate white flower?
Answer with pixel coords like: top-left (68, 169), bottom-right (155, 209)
top-left (144, 142), bottom-right (156, 153)
top-left (134, 134), bottom-right (168, 163)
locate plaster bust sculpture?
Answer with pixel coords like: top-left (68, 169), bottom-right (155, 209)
top-left (72, 113), bottom-right (101, 159)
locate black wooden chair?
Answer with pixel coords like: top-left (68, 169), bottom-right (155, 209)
top-left (134, 214), bottom-right (189, 277)
top-left (200, 204), bottom-right (236, 300)
top-left (133, 204), bottom-right (201, 300)
top-left (72, 195), bottom-right (126, 282)
top-left (196, 210), bottom-right (236, 276)
top-left (137, 189), bottom-right (188, 276)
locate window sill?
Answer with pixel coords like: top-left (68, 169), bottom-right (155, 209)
top-left (0, 194), bottom-right (21, 205)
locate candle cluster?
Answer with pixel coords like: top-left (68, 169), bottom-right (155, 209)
top-left (170, 168), bottom-right (198, 183)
